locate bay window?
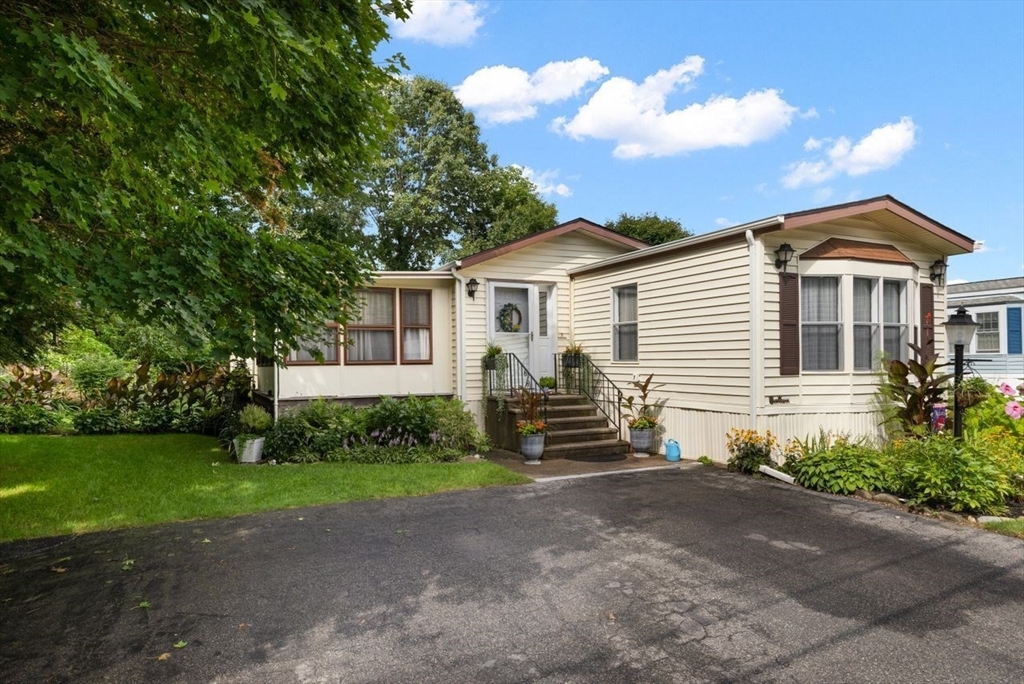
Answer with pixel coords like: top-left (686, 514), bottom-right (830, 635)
top-left (801, 277), bottom-right (841, 371)
top-left (882, 280), bottom-right (908, 362)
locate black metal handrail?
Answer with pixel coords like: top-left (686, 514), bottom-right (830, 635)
top-left (554, 353), bottom-right (623, 438)
top-left (485, 352), bottom-right (541, 396)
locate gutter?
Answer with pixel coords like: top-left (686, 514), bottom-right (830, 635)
top-left (450, 262), bottom-right (468, 400)
top-left (745, 229), bottom-right (763, 431)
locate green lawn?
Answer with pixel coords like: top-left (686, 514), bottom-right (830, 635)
top-left (983, 519), bottom-right (1024, 540)
top-left (0, 434), bottom-right (528, 542)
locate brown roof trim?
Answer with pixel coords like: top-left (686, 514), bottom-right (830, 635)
top-left (457, 218), bottom-right (647, 269)
top-left (783, 195), bottom-right (975, 252)
top-left (801, 238), bottom-right (915, 264)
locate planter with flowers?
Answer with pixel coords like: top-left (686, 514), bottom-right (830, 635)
top-left (233, 404), bottom-right (272, 463)
top-left (562, 341), bottom-right (585, 368)
top-left (620, 373), bottom-right (664, 457)
top-left (514, 386), bottom-right (546, 464)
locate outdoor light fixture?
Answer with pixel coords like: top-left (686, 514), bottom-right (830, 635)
top-left (774, 243), bottom-right (795, 272)
top-left (943, 304), bottom-right (978, 438)
top-left (929, 259), bottom-right (947, 283)
top-left (466, 278), bottom-right (479, 300)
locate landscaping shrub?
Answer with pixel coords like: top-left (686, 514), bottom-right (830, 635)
top-left (888, 435), bottom-right (1013, 515)
top-left (68, 354), bottom-right (134, 395)
top-left (726, 429), bottom-right (777, 474)
top-left (363, 395), bottom-right (436, 446)
top-left (433, 398), bottom-right (489, 451)
top-left (132, 405), bottom-right (180, 434)
top-left (786, 439), bottom-right (895, 495)
top-left (73, 408), bottom-right (127, 435)
top-left (0, 404), bottom-right (60, 434)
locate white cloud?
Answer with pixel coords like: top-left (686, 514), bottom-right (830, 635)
top-left (455, 58), bottom-right (609, 124)
top-left (814, 187), bottom-right (834, 202)
top-left (800, 107), bottom-right (820, 120)
top-left (554, 56), bottom-right (799, 159)
top-left (782, 117), bottom-right (917, 188)
top-left (803, 137), bottom-right (824, 151)
top-left (715, 217), bottom-right (731, 227)
top-left (390, 1), bottom-right (484, 47)
top-left (516, 166), bottom-right (572, 197)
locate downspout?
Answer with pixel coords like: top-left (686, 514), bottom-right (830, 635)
top-left (273, 360), bottom-right (280, 421)
top-left (745, 230), bottom-right (762, 430)
top-left (450, 263), bottom-right (468, 400)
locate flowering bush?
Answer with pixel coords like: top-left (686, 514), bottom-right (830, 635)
top-left (516, 420), bottom-right (546, 436)
top-left (726, 429), bottom-right (778, 474)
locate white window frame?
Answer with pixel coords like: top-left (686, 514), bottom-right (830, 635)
top-left (852, 277), bottom-right (879, 371)
top-left (801, 276), bottom-right (843, 372)
top-left (975, 311), bottom-right (1000, 353)
top-left (611, 283), bottom-right (638, 363)
top-left (882, 279), bottom-right (909, 364)
top-left (798, 260), bottom-right (917, 374)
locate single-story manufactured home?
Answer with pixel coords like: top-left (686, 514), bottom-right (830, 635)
top-left (946, 277), bottom-right (1024, 383)
top-left (255, 195), bottom-right (975, 461)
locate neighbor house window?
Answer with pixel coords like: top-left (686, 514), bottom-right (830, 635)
top-left (613, 284), bottom-right (638, 362)
top-left (853, 277), bottom-right (879, 371)
top-left (400, 289), bottom-right (432, 363)
top-left (287, 325), bottom-right (340, 365)
top-left (882, 280), bottom-right (908, 363)
top-left (801, 276), bottom-right (841, 371)
top-left (976, 312), bottom-right (1000, 353)
top-left (345, 289), bottom-right (395, 364)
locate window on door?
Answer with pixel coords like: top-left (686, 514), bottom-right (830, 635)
top-left (976, 312), bottom-right (1000, 353)
top-left (613, 284), bottom-right (638, 362)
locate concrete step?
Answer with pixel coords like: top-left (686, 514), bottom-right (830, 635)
top-left (541, 415), bottom-right (612, 430)
top-left (506, 393), bottom-right (592, 406)
top-left (508, 404), bottom-right (600, 419)
top-left (543, 439), bottom-right (631, 459)
top-left (544, 426), bottom-right (619, 445)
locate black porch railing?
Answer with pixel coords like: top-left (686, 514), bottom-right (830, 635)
top-left (484, 352), bottom-right (542, 396)
top-left (554, 353), bottom-right (624, 438)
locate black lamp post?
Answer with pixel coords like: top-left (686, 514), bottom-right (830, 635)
top-left (943, 305), bottom-right (978, 438)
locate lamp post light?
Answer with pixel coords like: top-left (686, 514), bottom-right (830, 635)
top-left (943, 304), bottom-right (978, 438)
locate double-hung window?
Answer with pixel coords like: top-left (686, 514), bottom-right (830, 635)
top-left (801, 277), bottom-right (841, 371)
top-left (612, 284), bottom-right (638, 362)
top-left (976, 312), bottom-right (1000, 353)
top-left (346, 289), bottom-right (396, 364)
top-left (882, 280), bottom-right (908, 362)
top-left (853, 277), bottom-right (879, 371)
top-left (287, 325), bottom-right (340, 365)
top-left (400, 289), bottom-right (432, 363)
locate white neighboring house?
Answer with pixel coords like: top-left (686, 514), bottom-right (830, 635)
top-left (946, 277), bottom-right (1024, 383)
top-left (256, 196), bottom-right (975, 461)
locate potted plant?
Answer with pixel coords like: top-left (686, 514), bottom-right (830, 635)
top-left (538, 376), bottom-right (557, 391)
top-left (233, 404), bottom-right (272, 463)
top-left (483, 341), bottom-right (503, 370)
top-left (620, 374), bottom-right (663, 457)
top-left (562, 342), bottom-right (585, 368)
top-left (514, 386), bottom-right (546, 464)
top-left (955, 376), bottom-right (989, 409)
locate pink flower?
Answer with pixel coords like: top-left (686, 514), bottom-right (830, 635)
top-left (1006, 401), bottom-right (1023, 420)
top-left (998, 382), bottom-right (1017, 397)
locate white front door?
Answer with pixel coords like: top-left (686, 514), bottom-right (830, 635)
top-left (535, 285), bottom-right (556, 380)
top-left (490, 282), bottom-right (539, 375)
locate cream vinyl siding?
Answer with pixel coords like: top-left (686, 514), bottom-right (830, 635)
top-left (458, 232), bottom-right (634, 420)
top-left (572, 239), bottom-right (753, 412)
top-left (276, 278), bottom-right (455, 400)
top-left (761, 220), bottom-right (949, 412)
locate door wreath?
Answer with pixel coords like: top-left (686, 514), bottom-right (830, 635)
top-left (497, 302), bottom-right (523, 332)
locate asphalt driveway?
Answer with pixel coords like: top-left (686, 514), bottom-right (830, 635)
top-left (1, 464), bottom-right (1022, 683)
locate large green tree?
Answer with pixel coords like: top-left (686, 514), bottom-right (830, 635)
top-left (366, 77), bottom-right (557, 269)
top-left (0, 0), bottom-right (409, 363)
top-left (605, 212), bottom-right (691, 245)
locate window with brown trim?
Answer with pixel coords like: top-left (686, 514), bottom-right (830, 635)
top-left (400, 289), bottom-right (432, 364)
top-left (345, 289), bottom-right (396, 364)
top-left (286, 325), bottom-right (340, 365)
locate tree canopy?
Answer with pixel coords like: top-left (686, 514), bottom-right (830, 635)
top-left (366, 77), bottom-right (557, 270)
top-left (0, 0), bottom-right (409, 363)
top-left (605, 212), bottom-right (691, 245)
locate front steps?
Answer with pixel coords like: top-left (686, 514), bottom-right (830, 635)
top-left (486, 392), bottom-right (630, 459)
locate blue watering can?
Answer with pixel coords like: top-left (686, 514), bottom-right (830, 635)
top-left (665, 439), bottom-right (681, 462)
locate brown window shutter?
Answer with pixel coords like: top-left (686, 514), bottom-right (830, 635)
top-left (779, 273), bottom-right (800, 375)
top-left (920, 283), bottom-right (935, 359)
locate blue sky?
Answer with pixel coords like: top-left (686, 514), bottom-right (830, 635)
top-left (384, 1), bottom-right (1023, 282)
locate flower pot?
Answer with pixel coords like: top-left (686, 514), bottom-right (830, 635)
top-left (629, 428), bottom-right (655, 457)
top-left (234, 436), bottom-right (265, 463)
top-left (519, 433), bottom-right (545, 464)
top-left (562, 354), bottom-right (581, 369)
top-left (484, 356), bottom-right (498, 370)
